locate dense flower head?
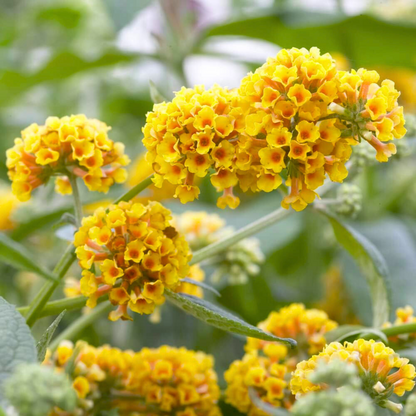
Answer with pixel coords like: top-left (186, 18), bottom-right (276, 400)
top-left (47, 340), bottom-right (132, 414)
top-left (142, 85), bottom-right (245, 209)
top-left (124, 345), bottom-right (221, 416)
top-left (47, 342), bottom-right (220, 416)
top-left (290, 340), bottom-right (416, 412)
top-left (224, 351), bottom-right (292, 416)
top-left (6, 114), bottom-right (130, 201)
top-left (73, 200), bottom-right (192, 321)
top-left (246, 303), bottom-right (338, 357)
top-left (237, 47), bottom-right (406, 211)
top-left (143, 48), bottom-right (405, 212)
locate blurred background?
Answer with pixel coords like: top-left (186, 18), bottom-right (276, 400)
top-left (1, 0), bottom-right (416, 396)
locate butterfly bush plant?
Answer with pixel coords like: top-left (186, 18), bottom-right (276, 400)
top-left (1, 48), bottom-right (416, 416)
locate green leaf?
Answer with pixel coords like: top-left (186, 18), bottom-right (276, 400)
top-left (355, 218), bottom-right (416, 314)
top-left (10, 205), bottom-right (71, 241)
top-left (165, 289), bottom-right (296, 347)
top-left (325, 325), bottom-right (365, 343)
top-left (248, 387), bottom-right (289, 416)
top-left (180, 278), bottom-right (221, 297)
top-left (149, 80), bottom-right (167, 104)
top-left (0, 297), bottom-right (37, 402)
top-left (325, 325), bottom-right (388, 344)
top-left (103, 0), bottom-right (152, 31)
top-left (0, 233), bottom-right (58, 283)
top-left (36, 5), bottom-right (83, 28)
top-left (0, 50), bottom-right (154, 106)
top-left (322, 213), bottom-right (390, 328)
top-left (206, 13), bottom-right (416, 70)
top-left (36, 311), bottom-right (66, 362)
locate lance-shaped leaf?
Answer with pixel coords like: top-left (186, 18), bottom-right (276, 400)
top-left (36, 311), bottom-right (66, 362)
top-left (325, 324), bottom-right (388, 344)
top-left (179, 277), bottom-right (221, 297)
top-left (165, 290), bottom-right (296, 347)
top-left (0, 233), bottom-right (58, 282)
top-left (0, 297), bottom-right (37, 403)
top-left (322, 213), bottom-right (390, 328)
top-left (206, 13), bottom-right (416, 71)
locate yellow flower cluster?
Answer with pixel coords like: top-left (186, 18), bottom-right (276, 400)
top-left (238, 47), bottom-right (405, 210)
top-left (224, 350), bottom-right (292, 416)
top-left (290, 340), bottom-right (416, 404)
top-left (73, 200), bottom-right (191, 321)
top-left (143, 48), bottom-right (406, 211)
top-left (143, 85), bottom-right (245, 209)
top-left (47, 340), bottom-right (131, 414)
top-left (48, 342), bottom-right (221, 416)
top-left (125, 345), bottom-right (221, 416)
top-left (6, 114), bottom-right (130, 201)
top-left (246, 303), bottom-right (338, 356)
top-left (65, 264), bottom-right (205, 309)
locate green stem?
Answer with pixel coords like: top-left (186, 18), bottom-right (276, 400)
top-left (112, 175), bottom-right (154, 204)
top-left (25, 244), bottom-right (76, 327)
top-left (18, 295), bottom-right (108, 318)
top-left (190, 207), bottom-right (292, 265)
top-left (190, 179), bottom-right (339, 266)
top-left (382, 322), bottom-right (416, 338)
top-left (49, 301), bottom-right (113, 351)
top-left (68, 174), bottom-right (83, 227)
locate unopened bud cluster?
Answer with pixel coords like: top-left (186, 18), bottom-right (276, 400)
top-left (334, 183), bottom-right (362, 218)
top-left (173, 211), bottom-right (264, 285)
top-left (4, 364), bottom-right (77, 416)
top-left (292, 359), bottom-right (375, 416)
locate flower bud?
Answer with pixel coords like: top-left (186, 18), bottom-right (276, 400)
top-left (334, 183), bottom-right (362, 218)
top-left (309, 358), bottom-right (361, 389)
top-left (4, 364), bottom-right (77, 416)
top-left (291, 386), bottom-right (375, 416)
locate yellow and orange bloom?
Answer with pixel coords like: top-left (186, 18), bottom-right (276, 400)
top-left (246, 303), bottom-right (338, 357)
top-left (224, 352), bottom-right (293, 415)
top-left (235, 47), bottom-right (406, 211)
top-left (6, 115), bottom-right (130, 201)
top-left (142, 85), bottom-right (244, 209)
top-left (142, 48), bottom-right (405, 212)
top-left (125, 345), bottom-right (221, 415)
top-left (48, 342), bottom-right (220, 415)
top-left (290, 340), bottom-right (416, 413)
top-left (73, 201), bottom-right (191, 320)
